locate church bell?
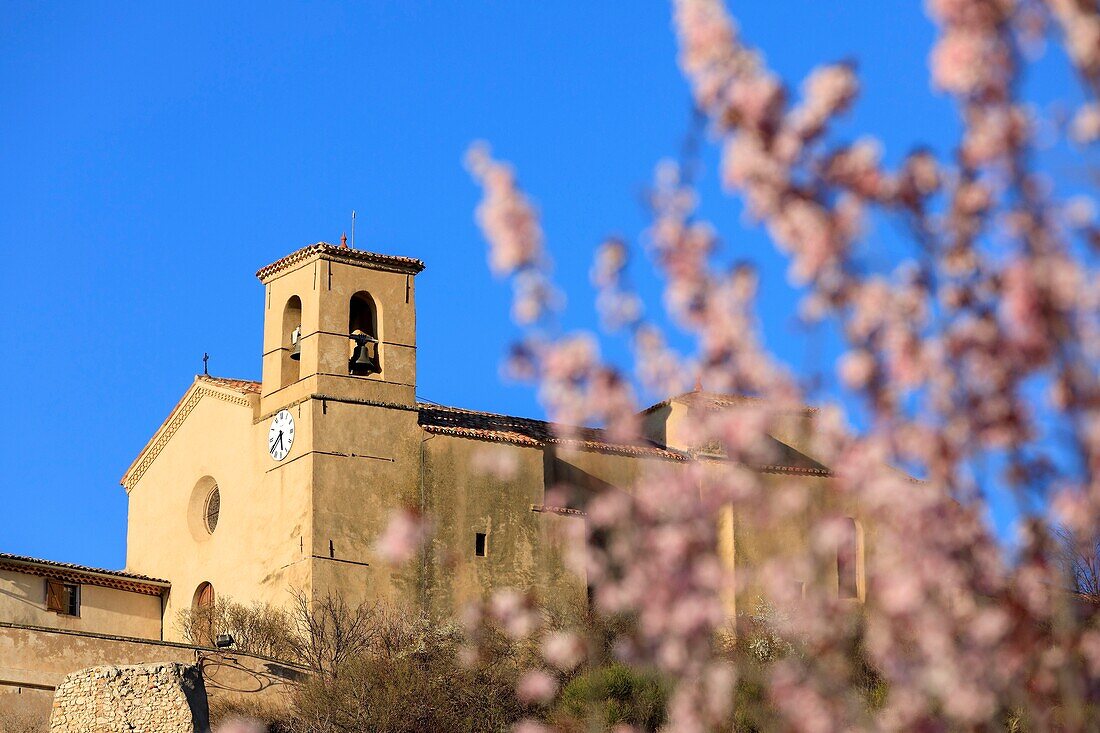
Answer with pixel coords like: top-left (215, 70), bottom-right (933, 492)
top-left (349, 331), bottom-right (379, 375)
top-left (289, 325), bottom-right (302, 361)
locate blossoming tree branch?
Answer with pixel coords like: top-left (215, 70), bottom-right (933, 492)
top-left (384, 0), bottom-right (1100, 729)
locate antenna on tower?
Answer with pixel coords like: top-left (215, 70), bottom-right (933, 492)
top-left (351, 210), bottom-right (357, 250)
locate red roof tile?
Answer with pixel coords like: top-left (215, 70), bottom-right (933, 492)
top-left (256, 242), bottom-right (425, 282)
top-left (0, 552), bottom-right (169, 596)
top-left (640, 390), bottom-right (819, 416)
top-left (417, 404), bottom-right (687, 460)
top-left (196, 375), bottom-right (261, 395)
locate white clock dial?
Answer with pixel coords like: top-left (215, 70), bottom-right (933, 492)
top-left (268, 409), bottom-right (295, 461)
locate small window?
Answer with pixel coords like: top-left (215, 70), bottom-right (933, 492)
top-left (838, 517), bottom-right (860, 600)
top-left (45, 580), bottom-right (79, 617)
top-left (204, 485), bottom-right (221, 534)
top-left (475, 532), bottom-right (487, 557)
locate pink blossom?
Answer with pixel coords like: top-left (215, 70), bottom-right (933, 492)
top-left (790, 63), bottom-right (858, 138)
top-left (838, 349), bottom-right (876, 389)
top-left (374, 508), bottom-right (431, 564)
top-left (516, 670), bottom-right (558, 704)
top-left (541, 630), bottom-right (584, 671)
top-left (213, 720), bottom-right (267, 733)
top-left (930, 30), bottom-right (1010, 96)
top-left (1072, 103), bottom-right (1100, 143)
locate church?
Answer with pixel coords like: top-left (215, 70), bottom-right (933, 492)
top-left (0, 240), bottom-right (863, 713)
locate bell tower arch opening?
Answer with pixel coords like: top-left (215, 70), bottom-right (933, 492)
top-left (281, 296), bottom-right (302, 388)
top-left (348, 291), bottom-right (380, 376)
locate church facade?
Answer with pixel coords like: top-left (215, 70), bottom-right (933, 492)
top-left (0, 241), bottom-right (864, 705)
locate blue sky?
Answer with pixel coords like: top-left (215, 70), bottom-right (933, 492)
top-left (0, 2), bottom-right (1082, 569)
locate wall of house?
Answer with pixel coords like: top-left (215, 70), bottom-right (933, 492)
top-left (0, 569), bottom-right (161, 639)
top-left (125, 387), bottom-right (312, 642)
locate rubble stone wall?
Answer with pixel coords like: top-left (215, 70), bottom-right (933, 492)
top-left (48, 663), bottom-right (209, 733)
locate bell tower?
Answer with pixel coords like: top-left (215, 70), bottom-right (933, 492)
top-left (256, 242), bottom-right (425, 415)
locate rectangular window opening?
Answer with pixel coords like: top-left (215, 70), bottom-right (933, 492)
top-left (838, 517), bottom-right (860, 600)
top-left (475, 532), bottom-right (487, 557)
top-left (46, 580), bottom-right (80, 617)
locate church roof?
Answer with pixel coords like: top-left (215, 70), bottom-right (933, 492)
top-left (195, 375), bottom-right (262, 395)
top-left (639, 389), bottom-right (819, 416)
top-left (121, 375), bottom-right (262, 491)
top-left (256, 242), bottom-right (426, 282)
top-left (417, 404), bottom-right (686, 460)
top-left (0, 552), bottom-right (170, 597)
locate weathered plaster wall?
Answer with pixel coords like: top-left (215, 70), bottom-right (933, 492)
top-left (49, 663), bottom-right (208, 733)
top-left (419, 435), bottom-right (587, 617)
top-left (0, 569), bottom-right (160, 639)
top-left (310, 399), bottom-right (424, 610)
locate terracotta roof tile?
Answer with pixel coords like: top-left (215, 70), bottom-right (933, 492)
top-left (417, 404), bottom-right (687, 460)
top-left (256, 242), bottom-right (425, 282)
top-left (0, 552), bottom-right (169, 596)
top-left (640, 390), bottom-right (819, 416)
top-left (417, 402), bottom-right (835, 475)
top-left (196, 375), bottom-right (261, 395)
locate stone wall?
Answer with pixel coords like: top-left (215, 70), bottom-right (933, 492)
top-left (0, 622), bottom-right (304, 699)
top-left (49, 663), bottom-right (208, 733)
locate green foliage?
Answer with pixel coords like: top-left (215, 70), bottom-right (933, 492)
top-left (554, 663), bottom-right (668, 732)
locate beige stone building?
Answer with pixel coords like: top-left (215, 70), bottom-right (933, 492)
top-left (0, 241), bottom-right (865, 708)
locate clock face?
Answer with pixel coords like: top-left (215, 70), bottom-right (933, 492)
top-left (268, 409), bottom-right (295, 461)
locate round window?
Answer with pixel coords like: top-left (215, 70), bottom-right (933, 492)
top-left (203, 486), bottom-right (221, 534)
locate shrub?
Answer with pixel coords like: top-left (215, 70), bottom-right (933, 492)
top-left (278, 595), bottom-right (528, 732)
top-left (176, 597), bottom-right (296, 660)
top-left (554, 663), bottom-right (667, 732)
top-left (209, 695), bottom-right (297, 733)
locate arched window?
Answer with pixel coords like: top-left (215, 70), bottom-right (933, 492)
top-left (192, 582), bottom-right (216, 645)
top-left (837, 517), bottom-right (861, 600)
top-left (194, 581), bottom-right (215, 609)
top-left (281, 296), bottom-right (302, 388)
top-left (348, 291), bottom-right (380, 376)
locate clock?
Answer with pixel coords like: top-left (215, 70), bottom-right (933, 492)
top-left (268, 409), bottom-right (295, 461)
